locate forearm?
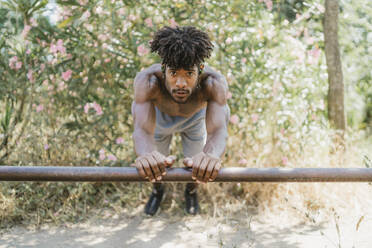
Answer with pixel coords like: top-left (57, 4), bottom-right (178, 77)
top-left (203, 129), bottom-right (228, 158)
top-left (132, 128), bottom-right (157, 156)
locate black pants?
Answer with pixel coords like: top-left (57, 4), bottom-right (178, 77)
top-left (153, 182), bottom-right (198, 193)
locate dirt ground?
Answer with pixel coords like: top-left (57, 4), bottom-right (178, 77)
top-left (1, 205), bottom-right (371, 248)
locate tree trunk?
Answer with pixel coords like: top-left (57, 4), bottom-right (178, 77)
top-left (324, 0), bottom-right (346, 131)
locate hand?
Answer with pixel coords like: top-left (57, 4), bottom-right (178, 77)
top-left (183, 152), bottom-right (221, 183)
top-left (133, 151), bottom-right (176, 182)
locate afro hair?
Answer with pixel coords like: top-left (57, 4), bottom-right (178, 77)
top-left (150, 26), bottom-right (214, 71)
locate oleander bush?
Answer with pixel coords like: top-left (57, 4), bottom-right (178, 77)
top-left (0, 0), bottom-right (371, 228)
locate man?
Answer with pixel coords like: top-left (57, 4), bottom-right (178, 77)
top-left (132, 26), bottom-right (230, 216)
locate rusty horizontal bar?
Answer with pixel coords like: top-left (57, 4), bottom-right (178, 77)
top-left (1, 166), bottom-right (372, 182)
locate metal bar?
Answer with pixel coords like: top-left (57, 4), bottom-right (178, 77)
top-left (1, 166), bottom-right (372, 182)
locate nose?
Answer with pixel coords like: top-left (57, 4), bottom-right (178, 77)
top-left (175, 78), bottom-right (187, 88)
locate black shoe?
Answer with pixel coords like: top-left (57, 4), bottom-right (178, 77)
top-left (144, 184), bottom-right (164, 216)
top-left (184, 188), bottom-right (199, 215)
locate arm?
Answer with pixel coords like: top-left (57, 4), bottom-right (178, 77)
top-left (132, 65), bottom-right (175, 182)
top-left (203, 101), bottom-right (229, 158)
top-left (184, 72), bottom-right (229, 183)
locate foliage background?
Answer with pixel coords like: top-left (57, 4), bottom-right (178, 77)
top-left (0, 0), bottom-right (371, 229)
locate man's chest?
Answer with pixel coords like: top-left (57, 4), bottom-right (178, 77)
top-left (154, 97), bottom-right (207, 118)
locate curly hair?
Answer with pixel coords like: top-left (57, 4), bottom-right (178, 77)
top-left (150, 26), bottom-right (214, 71)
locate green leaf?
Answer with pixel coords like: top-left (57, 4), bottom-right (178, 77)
top-left (57, 15), bottom-right (75, 28)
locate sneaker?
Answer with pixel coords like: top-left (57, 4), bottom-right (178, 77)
top-left (184, 187), bottom-right (199, 215)
top-left (144, 185), bottom-right (164, 216)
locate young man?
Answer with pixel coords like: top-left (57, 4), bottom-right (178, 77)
top-left (132, 26), bottom-right (230, 215)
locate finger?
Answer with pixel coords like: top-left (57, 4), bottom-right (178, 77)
top-left (197, 157), bottom-right (209, 183)
top-left (210, 162), bottom-right (221, 182)
top-left (141, 158), bottom-right (155, 182)
top-left (192, 155), bottom-right (204, 180)
top-left (146, 155), bottom-right (162, 181)
top-left (183, 158), bottom-right (193, 167)
top-left (153, 152), bottom-right (166, 176)
top-left (134, 161), bottom-right (146, 179)
top-left (204, 160), bottom-right (216, 183)
top-left (165, 155), bottom-right (176, 167)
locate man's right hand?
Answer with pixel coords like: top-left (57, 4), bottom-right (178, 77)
top-left (133, 151), bottom-right (176, 182)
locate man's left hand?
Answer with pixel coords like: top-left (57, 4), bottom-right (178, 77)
top-left (183, 152), bottom-right (221, 183)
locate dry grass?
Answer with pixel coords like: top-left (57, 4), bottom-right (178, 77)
top-left (1, 127), bottom-right (371, 232)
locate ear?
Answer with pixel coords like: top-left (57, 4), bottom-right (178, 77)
top-left (198, 64), bottom-right (204, 75)
top-left (160, 64), bottom-right (166, 80)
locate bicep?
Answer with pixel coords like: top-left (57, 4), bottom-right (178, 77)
top-left (205, 101), bottom-right (229, 134)
top-left (132, 101), bottom-right (156, 135)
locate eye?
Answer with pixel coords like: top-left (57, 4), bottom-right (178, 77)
top-left (170, 71), bottom-right (176, 76)
top-left (187, 72), bottom-right (194, 77)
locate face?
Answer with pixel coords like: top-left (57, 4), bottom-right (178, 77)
top-left (164, 65), bottom-right (199, 104)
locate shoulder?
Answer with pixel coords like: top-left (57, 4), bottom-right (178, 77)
top-left (201, 66), bottom-right (228, 105)
top-left (134, 71), bottom-right (161, 103)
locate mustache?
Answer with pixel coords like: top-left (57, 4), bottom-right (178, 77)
top-left (172, 89), bottom-right (190, 94)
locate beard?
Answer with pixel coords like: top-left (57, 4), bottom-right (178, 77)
top-left (171, 88), bottom-right (192, 104)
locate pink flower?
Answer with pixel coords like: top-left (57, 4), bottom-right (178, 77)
top-left (144, 18), bottom-right (153, 28)
top-left (15, 61), bottom-right (22, 70)
top-left (251, 114), bottom-right (259, 123)
top-left (30, 18), bottom-right (38, 27)
top-left (117, 8), bottom-right (126, 15)
top-left (50, 43), bottom-right (58, 54)
top-left (238, 159), bottom-right (248, 165)
top-left (128, 14), bottom-right (136, 21)
top-left (99, 149), bottom-right (106, 160)
top-left (27, 69), bottom-right (34, 83)
top-left (92, 102), bottom-right (103, 115)
top-left (56, 39), bottom-right (66, 54)
top-left (22, 25), bottom-right (32, 38)
top-left (9, 56), bottom-right (19, 69)
top-left (83, 77), bottom-right (88, 84)
top-left (264, 0), bottom-right (273, 11)
top-left (85, 102), bottom-right (103, 115)
top-left (36, 104), bottom-right (44, 112)
top-left (44, 144), bottom-right (49, 150)
top-left (280, 128), bottom-right (285, 135)
top-left (104, 58), bottom-right (111, 63)
top-left (99, 153), bottom-right (106, 160)
top-left (282, 156), bottom-right (289, 166)
top-left (82, 11), bottom-right (91, 19)
top-left (84, 103), bottom-right (90, 114)
top-left (10, 56), bottom-right (18, 63)
top-left (58, 81), bottom-right (67, 91)
top-left (226, 37), bottom-right (233, 44)
top-left (226, 91), bottom-right (232, 99)
top-left (308, 47), bottom-right (321, 63)
top-left (230, 114), bottom-right (239, 125)
top-left (107, 154), bottom-right (117, 161)
top-left (116, 137), bottom-right (124, 144)
top-left (50, 39), bottom-right (66, 55)
top-left (26, 49), bottom-right (31, 54)
top-left (137, 44), bottom-right (149, 56)
top-left (241, 57), bottom-right (247, 63)
top-left (62, 69), bottom-right (72, 81)
top-left (169, 18), bottom-right (178, 28)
